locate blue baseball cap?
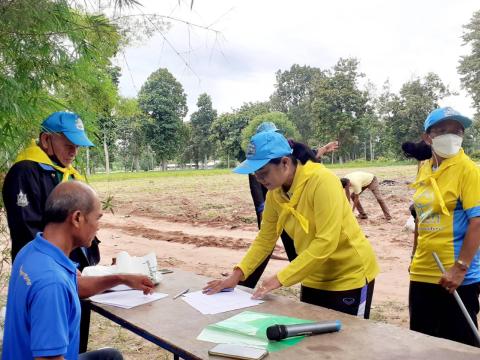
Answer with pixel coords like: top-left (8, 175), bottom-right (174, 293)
top-left (256, 121), bottom-right (281, 134)
top-left (424, 107), bottom-right (472, 132)
top-left (41, 111), bottom-right (94, 147)
top-left (233, 131), bottom-right (293, 174)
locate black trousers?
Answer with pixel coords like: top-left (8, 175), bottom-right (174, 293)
top-left (239, 231), bottom-right (297, 289)
top-left (409, 281), bottom-right (480, 347)
top-left (300, 280), bottom-right (375, 319)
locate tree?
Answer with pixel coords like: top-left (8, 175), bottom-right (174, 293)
top-left (189, 93), bottom-right (217, 168)
top-left (380, 73), bottom-right (451, 157)
top-left (458, 10), bottom-right (480, 114)
top-left (270, 64), bottom-right (324, 112)
top-left (270, 64), bottom-right (324, 142)
top-left (240, 112), bottom-right (300, 151)
top-left (0, 1), bottom-right (122, 154)
top-left (114, 97), bottom-right (147, 172)
top-left (210, 113), bottom-right (249, 167)
top-left (138, 68), bottom-right (188, 169)
top-left (311, 58), bottom-right (370, 162)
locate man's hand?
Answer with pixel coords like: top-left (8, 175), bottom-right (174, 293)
top-left (322, 141), bottom-right (339, 153)
top-left (316, 141), bottom-right (339, 158)
top-left (120, 274), bottom-right (155, 295)
top-left (439, 263), bottom-right (467, 294)
top-left (252, 274), bottom-right (281, 299)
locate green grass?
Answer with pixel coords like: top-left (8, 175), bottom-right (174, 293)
top-left (86, 168), bottom-right (232, 182)
top-left (87, 159), bottom-right (418, 183)
top-left (324, 159), bottom-right (415, 169)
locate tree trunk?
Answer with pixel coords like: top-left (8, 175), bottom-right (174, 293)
top-left (227, 154), bottom-right (230, 168)
top-left (370, 134), bottom-right (374, 161)
top-left (103, 132), bottom-right (110, 174)
top-left (134, 156), bottom-right (140, 172)
top-left (86, 148), bottom-right (90, 176)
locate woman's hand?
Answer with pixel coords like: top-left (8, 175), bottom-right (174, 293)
top-left (252, 274), bottom-right (282, 299)
top-left (439, 263), bottom-right (467, 294)
top-left (203, 268), bottom-right (243, 295)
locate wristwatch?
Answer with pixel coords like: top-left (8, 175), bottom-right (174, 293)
top-left (455, 259), bottom-right (469, 272)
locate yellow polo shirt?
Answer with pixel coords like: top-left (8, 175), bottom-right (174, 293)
top-left (344, 171), bottom-right (375, 194)
top-left (410, 149), bottom-right (480, 285)
top-left (237, 161), bottom-right (379, 291)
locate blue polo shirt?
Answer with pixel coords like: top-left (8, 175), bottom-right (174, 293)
top-left (2, 233), bottom-right (81, 360)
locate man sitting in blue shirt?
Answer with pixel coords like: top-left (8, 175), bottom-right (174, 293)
top-left (1, 181), bottom-right (144, 360)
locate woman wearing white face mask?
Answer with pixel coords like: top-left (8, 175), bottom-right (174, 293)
top-left (408, 107), bottom-right (480, 347)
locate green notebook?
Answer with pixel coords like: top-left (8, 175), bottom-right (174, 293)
top-left (197, 310), bottom-right (314, 352)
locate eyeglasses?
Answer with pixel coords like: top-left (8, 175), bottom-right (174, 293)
top-left (429, 128), bottom-right (464, 137)
top-left (254, 165), bottom-right (271, 182)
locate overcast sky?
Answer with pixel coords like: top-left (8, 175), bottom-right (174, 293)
top-left (115, 0), bottom-right (480, 119)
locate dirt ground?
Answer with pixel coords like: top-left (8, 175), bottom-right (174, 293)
top-left (82, 165), bottom-right (419, 358)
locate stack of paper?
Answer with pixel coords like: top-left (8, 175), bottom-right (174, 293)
top-left (90, 290), bottom-right (168, 309)
top-left (182, 289), bottom-right (263, 315)
top-left (82, 251), bottom-right (162, 285)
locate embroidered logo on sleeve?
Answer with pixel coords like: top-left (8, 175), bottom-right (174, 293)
top-left (19, 265), bottom-right (32, 286)
top-left (16, 190), bottom-right (29, 207)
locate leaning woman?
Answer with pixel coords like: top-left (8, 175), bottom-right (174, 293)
top-left (204, 131), bottom-right (379, 318)
top-left (409, 107), bottom-right (480, 346)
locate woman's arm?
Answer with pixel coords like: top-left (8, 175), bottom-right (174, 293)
top-left (440, 217), bottom-right (480, 293)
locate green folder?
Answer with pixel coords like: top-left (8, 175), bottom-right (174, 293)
top-left (197, 311), bottom-right (315, 352)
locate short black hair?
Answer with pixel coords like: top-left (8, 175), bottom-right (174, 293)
top-left (401, 140), bottom-right (432, 161)
top-left (44, 182), bottom-right (97, 224)
top-left (340, 178), bottom-right (350, 188)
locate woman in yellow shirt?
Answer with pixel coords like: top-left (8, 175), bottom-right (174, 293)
top-left (408, 107), bottom-right (480, 346)
top-left (204, 131), bottom-right (379, 318)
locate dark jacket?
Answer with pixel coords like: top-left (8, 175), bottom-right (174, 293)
top-left (2, 160), bottom-right (100, 269)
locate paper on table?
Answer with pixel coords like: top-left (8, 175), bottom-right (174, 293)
top-left (108, 284), bottom-right (132, 292)
top-left (90, 290), bottom-right (168, 309)
top-left (82, 251), bottom-right (162, 284)
top-left (182, 289), bottom-right (263, 315)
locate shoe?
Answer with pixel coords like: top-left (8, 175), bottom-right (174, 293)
top-left (359, 214), bottom-right (368, 219)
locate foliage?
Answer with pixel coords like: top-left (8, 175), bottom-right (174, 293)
top-left (311, 58), bottom-right (370, 161)
top-left (113, 97), bottom-right (148, 171)
top-left (0, 0), bottom-right (123, 169)
top-left (240, 112), bottom-right (300, 150)
top-left (137, 68), bottom-right (188, 168)
top-left (459, 9), bottom-right (480, 113)
top-left (188, 93), bottom-right (217, 167)
top-left (210, 113), bottom-right (248, 164)
top-left (380, 73), bottom-right (450, 157)
top-left (270, 64), bottom-right (324, 141)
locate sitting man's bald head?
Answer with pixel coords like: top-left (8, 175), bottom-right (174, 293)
top-left (44, 182), bottom-right (99, 224)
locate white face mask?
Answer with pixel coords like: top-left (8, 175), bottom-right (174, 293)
top-left (431, 134), bottom-right (463, 158)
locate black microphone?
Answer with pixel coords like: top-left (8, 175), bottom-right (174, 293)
top-left (266, 320), bottom-right (342, 341)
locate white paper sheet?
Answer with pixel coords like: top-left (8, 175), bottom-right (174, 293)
top-left (82, 251), bottom-right (162, 284)
top-left (108, 284), bottom-right (132, 292)
top-left (90, 290), bottom-right (168, 309)
top-left (182, 289), bottom-right (263, 315)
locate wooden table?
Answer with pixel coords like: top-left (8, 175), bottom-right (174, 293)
top-left (89, 269), bottom-right (480, 359)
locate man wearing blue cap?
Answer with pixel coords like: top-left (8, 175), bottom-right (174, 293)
top-left (3, 111), bottom-right (96, 261)
top-left (2, 111), bottom-right (154, 353)
top-left (409, 107), bottom-right (480, 346)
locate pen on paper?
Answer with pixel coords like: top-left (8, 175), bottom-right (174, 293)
top-left (173, 288), bottom-right (189, 300)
